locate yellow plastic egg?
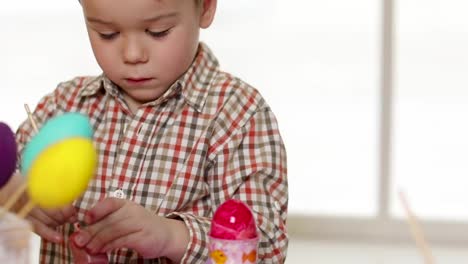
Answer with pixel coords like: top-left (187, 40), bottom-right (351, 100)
top-left (27, 137), bottom-right (97, 208)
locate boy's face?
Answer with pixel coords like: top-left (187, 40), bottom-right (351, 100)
top-left (81, 0), bottom-right (216, 106)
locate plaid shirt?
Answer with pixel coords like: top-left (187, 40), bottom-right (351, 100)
top-left (16, 43), bottom-right (288, 263)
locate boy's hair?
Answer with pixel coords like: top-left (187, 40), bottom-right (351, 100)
top-left (78, 0), bottom-right (203, 5)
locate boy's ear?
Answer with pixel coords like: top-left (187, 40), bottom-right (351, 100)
top-left (199, 0), bottom-right (217, 29)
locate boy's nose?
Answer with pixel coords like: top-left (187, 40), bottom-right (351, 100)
top-left (122, 37), bottom-right (148, 64)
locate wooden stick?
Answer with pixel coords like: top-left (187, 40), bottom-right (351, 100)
top-left (24, 104), bottom-right (38, 132)
top-left (17, 200), bottom-right (34, 219)
top-left (0, 183), bottom-right (28, 218)
top-left (0, 104), bottom-right (38, 219)
top-left (12, 104), bottom-right (40, 219)
top-left (399, 191), bottom-right (436, 264)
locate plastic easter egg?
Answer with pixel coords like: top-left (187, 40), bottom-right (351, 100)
top-left (21, 113), bottom-right (93, 176)
top-left (210, 200), bottom-right (258, 240)
top-left (0, 122), bottom-right (17, 188)
top-left (27, 137), bottom-right (97, 208)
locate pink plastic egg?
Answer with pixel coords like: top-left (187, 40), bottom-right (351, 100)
top-left (210, 200), bottom-right (258, 240)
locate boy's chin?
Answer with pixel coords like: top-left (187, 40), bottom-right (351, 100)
top-left (122, 88), bottom-right (168, 105)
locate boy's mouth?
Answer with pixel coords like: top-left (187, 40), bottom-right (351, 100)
top-left (125, 77), bottom-right (153, 85)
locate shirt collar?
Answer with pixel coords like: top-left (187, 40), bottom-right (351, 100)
top-left (78, 42), bottom-right (219, 112)
top-left (77, 74), bottom-right (107, 97)
top-left (178, 42), bottom-right (219, 112)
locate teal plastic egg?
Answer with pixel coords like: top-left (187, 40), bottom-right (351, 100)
top-left (21, 112), bottom-right (93, 176)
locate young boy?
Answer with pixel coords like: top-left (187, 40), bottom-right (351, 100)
top-left (9, 0), bottom-right (288, 262)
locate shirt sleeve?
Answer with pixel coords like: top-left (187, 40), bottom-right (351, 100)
top-left (168, 106), bottom-right (288, 264)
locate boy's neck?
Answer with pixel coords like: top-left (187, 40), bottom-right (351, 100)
top-left (122, 93), bottom-right (142, 114)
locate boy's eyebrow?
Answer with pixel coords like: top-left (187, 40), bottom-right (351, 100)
top-left (143, 12), bottom-right (178, 22)
top-left (86, 13), bottom-right (178, 25)
top-left (86, 17), bottom-right (114, 25)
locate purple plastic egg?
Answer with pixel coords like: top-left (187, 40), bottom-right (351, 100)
top-left (0, 122), bottom-right (17, 188)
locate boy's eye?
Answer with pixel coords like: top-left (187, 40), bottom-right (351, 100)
top-left (146, 29), bottom-right (171, 38)
top-left (98, 32), bottom-right (119, 40)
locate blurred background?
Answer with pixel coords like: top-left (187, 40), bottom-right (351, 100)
top-left (2, 0), bottom-right (468, 263)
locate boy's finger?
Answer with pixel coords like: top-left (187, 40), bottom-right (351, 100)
top-left (28, 217), bottom-right (63, 244)
top-left (57, 205), bottom-right (78, 223)
top-left (101, 232), bottom-right (143, 255)
top-left (77, 203), bottom-right (127, 247)
top-left (85, 198), bottom-right (125, 224)
top-left (42, 208), bottom-right (67, 224)
top-left (85, 217), bottom-right (137, 253)
top-left (29, 208), bottom-right (61, 227)
top-left (72, 230), bottom-right (91, 247)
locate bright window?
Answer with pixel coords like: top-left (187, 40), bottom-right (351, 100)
top-left (392, 0), bottom-right (468, 220)
top-left (204, 0), bottom-right (381, 216)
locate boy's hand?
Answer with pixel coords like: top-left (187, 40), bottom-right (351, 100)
top-left (27, 205), bottom-right (78, 243)
top-left (73, 198), bottom-right (189, 261)
top-left (0, 173), bottom-right (77, 243)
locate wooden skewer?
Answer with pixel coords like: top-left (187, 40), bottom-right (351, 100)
top-left (24, 104), bottom-right (38, 132)
top-left (399, 190), bottom-right (436, 264)
top-left (14, 104), bottom-right (40, 218)
top-left (0, 183), bottom-right (28, 218)
top-left (17, 200), bottom-right (35, 219)
top-left (0, 104), bottom-right (38, 219)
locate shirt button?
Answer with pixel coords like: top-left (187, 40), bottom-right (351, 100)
top-left (274, 201), bottom-right (282, 212)
top-left (112, 189), bottom-right (126, 199)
